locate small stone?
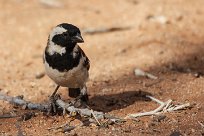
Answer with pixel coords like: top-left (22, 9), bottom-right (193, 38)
top-left (35, 72), bottom-right (45, 79)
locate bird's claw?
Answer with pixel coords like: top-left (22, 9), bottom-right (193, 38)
top-left (71, 94), bottom-right (88, 108)
top-left (47, 94), bottom-right (60, 115)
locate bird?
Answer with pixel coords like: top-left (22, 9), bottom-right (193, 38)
top-left (43, 23), bottom-right (90, 112)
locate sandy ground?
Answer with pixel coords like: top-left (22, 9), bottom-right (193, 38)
top-left (0, 0), bottom-right (204, 135)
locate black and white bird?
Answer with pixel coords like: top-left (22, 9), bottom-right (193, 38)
top-left (43, 23), bottom-right (90, 109)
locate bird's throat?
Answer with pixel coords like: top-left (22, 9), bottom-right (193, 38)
top-left (65, 42), bottom-right (77, 53)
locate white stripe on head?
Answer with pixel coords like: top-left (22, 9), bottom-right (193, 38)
top-left (46, 26), bottom-right (67, 56)
top-left (49, 26), bottom-right (67, 41)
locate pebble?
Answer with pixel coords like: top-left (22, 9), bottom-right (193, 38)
top-left (35, 72), bottom-right (45, 79)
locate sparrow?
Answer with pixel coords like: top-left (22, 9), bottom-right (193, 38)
top-left (43, 23), bottom-right (90, 111)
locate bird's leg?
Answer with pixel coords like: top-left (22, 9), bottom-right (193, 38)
top-left (48, 85), bottom-right (60, 114)
top-left (51, 85), bottom-right (60, 97)
top-left (70, 86), bottom-right (89, 108)
top-left (69, 88), bottom-right (81, 98)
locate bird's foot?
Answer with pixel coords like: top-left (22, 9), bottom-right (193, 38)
top-left (71, 94), bottom-right (89, 108)
top-left (47, 94), bottom-right (60, 115)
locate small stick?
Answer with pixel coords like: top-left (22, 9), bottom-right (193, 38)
top-left (56, 99), bottom-right (105, 119)
top-left (135, 68), bottom-right (158, 80)
top-left (0, 92), bottom-right (191, 124)
top-left (146, 95), bottom-right (164, 105)
top-left (125, 95), bottom-right (191, 119)
top-left (0, 93), bottom-right (48, 111)
top-left (0, 93), bottom-right (119, 121)
top-left (166, 103), bottom-right (190, 112)
top-left (163, 99), bottom-right (173, 111)
top-left (83, 26), bottom-right (132, 35)
top-left (91, 109), bottom-right (101, 126)
top-left (198, 121), bottom-right (204, 128)
top-left (125, 102), bottom-right (166, 119)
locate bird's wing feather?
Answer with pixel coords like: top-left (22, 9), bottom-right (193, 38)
top-left (78, 47), bottom-right (90, 71)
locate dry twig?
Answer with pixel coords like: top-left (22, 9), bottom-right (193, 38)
top-left (83, 26), bottom-right (132, 35)
top-left (91, 109), bottom-right (101, 126)
top-left (125, 95), bottom-right (191, 119)
top-left (0, 93), bottom-right (121, 122)
top-left (134, 68), bottom-right (158, 79)
top-left (0, 94), bottom-right (48, 111)
top-left (0, 92), bottom-right (192, 131)
top-left (198, 121), bottom-right (204, 128)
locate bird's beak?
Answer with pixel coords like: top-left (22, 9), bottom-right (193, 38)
top-left (71, 33), bottom-right (84, 43)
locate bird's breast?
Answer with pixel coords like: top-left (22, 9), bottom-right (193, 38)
top-left (44, 54), bottom-right (89, 88)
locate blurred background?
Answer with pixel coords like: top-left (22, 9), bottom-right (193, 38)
top-left (0, 0), bottom-right (204, 135)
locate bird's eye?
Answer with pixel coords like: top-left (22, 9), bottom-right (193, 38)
top-left (63, 33), bottom-right (68, 37)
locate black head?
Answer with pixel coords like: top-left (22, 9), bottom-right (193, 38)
top-left (49, 23), bottom-right (84, 47)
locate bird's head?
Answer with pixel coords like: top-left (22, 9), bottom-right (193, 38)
top-left (48, 23), bottom-right (84, 48)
